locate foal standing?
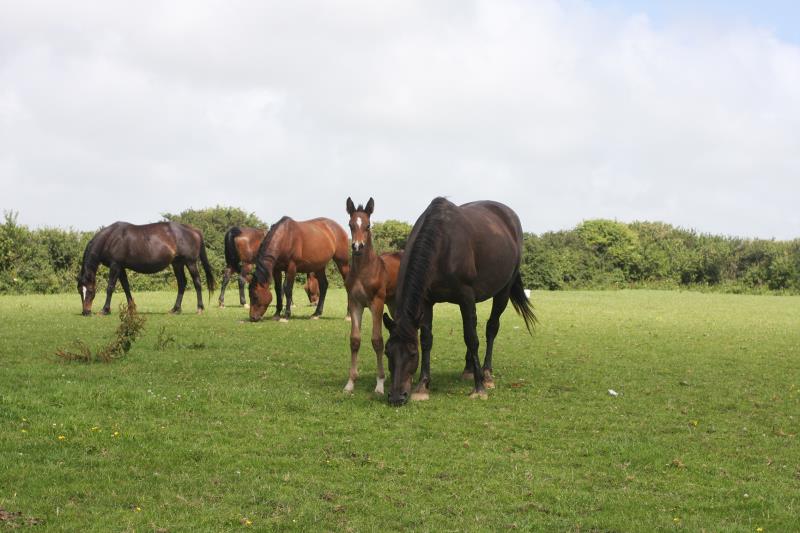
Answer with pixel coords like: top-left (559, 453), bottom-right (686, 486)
top-left (344, 197), bottom-right (402, 394)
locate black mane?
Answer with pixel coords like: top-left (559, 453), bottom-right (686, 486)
top-left (255, 217), bottom-right (290, 283)
top-left (394, 197), bottom-right (451, 338)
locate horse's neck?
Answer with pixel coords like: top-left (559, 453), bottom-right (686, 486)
top-left (350, 245), bottom-right (378, 273)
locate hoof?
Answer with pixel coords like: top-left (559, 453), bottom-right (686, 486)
top-left (410, 391), bottom-right (430, 401)
top-left (218, 303), bottom-right (225, 309)
top-left (243, 303), bottom-right (250, 309)
top-left (170, 308), bottom-right (181, 315)
top-left (279, 318), bottom-right (289, 323)
top-left (484, 379), bottom-right (496, 390)
top-left (461, 371), bottom-right (474, 381)
top-left (271, 315), bottom-right (281, 321)
top-left (344, 379), bottom-right (355, 393)
top-left (196, 308), bottom-right (204, 315)
top-left (344, 315), bottom-right (351, 322)
top-left (469, 390), bottom-right (488, 400)
top-left (101, 309), bottom-right (111, 316)
top-left (310, 315), bottom-right (320, 320)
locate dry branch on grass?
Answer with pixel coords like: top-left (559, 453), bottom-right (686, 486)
top-left (55, 304), bottom-right (145, 363)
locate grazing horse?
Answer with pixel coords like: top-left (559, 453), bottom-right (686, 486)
top-left (77, 221), bottom-right (216, 316)
top-left (304, 273), bottom-right (320, 305)
top-left (219, 226), bottom-right (267, 308)
top-left (249, 217), bottom-right (349, 322)
top-left (343, 197), bottom-right (402, 395)
top-left (382, 197), bottom-right (536, 406)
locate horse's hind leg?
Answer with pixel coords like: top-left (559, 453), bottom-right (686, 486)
top-left (187, 261), bottom-right (205, 313)
top-left (344, 299), bottom-right (365, 393)
top-left (482, 286), bottom-right (511, 389)
top-left (118, 268), bottom-right (135, 310)
top-left (219, 266), bottom-right (233, 307)
top-left (311, 269), bottom-right (328, 318)
top-left (101, 264), bottom-right (121, 315)
top-left (239, 264), bottom-right (251, 307)
top-left (171, 263), bottom-right (187, 313)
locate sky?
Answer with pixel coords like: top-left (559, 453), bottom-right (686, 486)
top-left (1, 1), bottom-right (799, 239)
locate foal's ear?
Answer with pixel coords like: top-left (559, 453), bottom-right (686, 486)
top-left (382, 312), bottom-right (394, 331)
top-left (365, 197), bottom-right (374, 215)
top-left (346, 197), bottom-right (356, 215)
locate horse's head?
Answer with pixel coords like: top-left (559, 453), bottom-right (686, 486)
top-left (345, 197), bottom-right (374, 256)
top-left (248, 267), bottom-right (272, 321)
top-left (383, 313), bottom-right (419, 406)
top-left (77, 273), bottom-right (96, 316)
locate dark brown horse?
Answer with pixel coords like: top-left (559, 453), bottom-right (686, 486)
top-left (304, 273), bottom-right (320, 305)
top-left (219, 226), bottom-right (267, 308)
top-left (77, 221), bottom-right (216, 315)
top-left (249, 217), bottom-right (349, 321)
top-left (382, 197), bottom-right (536, 406)
top-left (343, 197), bottom-right (402, 395)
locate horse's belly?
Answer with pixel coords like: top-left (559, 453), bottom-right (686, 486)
top-left (127, 261), bottom-right (171, 274)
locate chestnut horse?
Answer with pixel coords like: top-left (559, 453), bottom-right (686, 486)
top-left (219, 226), bottom-right (267, 308)
top-left (343, 197), bottom-right (402, 395)
top-left (77, 221), bottom-right (215, 315)
top-left (249, 217), bottom-right (349, 321)
top-left (382, 198), bottom-right (536, 406)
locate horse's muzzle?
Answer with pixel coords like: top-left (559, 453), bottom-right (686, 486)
top-left (81, 310), bottom-right (92, 316)
top-left (388, 391), bottom-right (408, 406)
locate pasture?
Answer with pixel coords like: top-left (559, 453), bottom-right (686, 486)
top-left (1, 289), bottom-right (798, 531)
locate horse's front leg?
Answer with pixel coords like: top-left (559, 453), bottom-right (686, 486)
top-left (412, 303), bottom-right (434, 401)
top-left (271, 269), bottom-right (283, 320)
top-left (118, 268), bottom-right (135, 310)
top-left (459, 296), bottom-right (486, 399)
top-left (369, 296), bottom-right (387, 395)
top-left (280, 263), bottom-right (297, 322)
top-left (344, 298), bottom-right (365, 393)
top-left (171, 263), bottom-right (187, 314)
top-left (101, 264), bottom-right (121, 315)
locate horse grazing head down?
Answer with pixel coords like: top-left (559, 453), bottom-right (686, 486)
top-left (77, 273), bottom-right (97, 316)
top-left (345, 197), bottom-right (374, 256)
top-left (248, 267), bottom-right (273, 321)
top-left (383, 313), bottom-right (419, 406)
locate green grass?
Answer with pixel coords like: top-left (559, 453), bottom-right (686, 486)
top-left (1, 289), bottom-right (798, 532)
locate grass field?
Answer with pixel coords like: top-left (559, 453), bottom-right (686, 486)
top-left (1, 289), bottom-right (798, 532)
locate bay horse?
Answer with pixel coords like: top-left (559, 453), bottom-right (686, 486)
top-left (219, 226), bottom-right (267, 308)
top-left (382, 197), bottom-right (536, 406)
top-left (77, 221), bottom-right (216, 316)
top-left (248, 217), bottom-right (349, 321)
top-left (304, 273), bottom-right (320, 305)
top-left (343, 197), bottom-right (402, 395)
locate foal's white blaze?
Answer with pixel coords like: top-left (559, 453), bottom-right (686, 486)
top-left (356, 217), bottom-right (362, 228)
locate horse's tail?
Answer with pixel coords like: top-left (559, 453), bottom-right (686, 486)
top-left (224, 227), bottom-right (242, 273)
top-left (509, 271), bottom-right (537, 334)
top-left (199, 237), bottom-right (216, 296)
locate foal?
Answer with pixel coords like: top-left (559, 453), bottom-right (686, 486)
top-left (344, 197), bottom-right (402, 394)
top-left (219, 226), bottom-right (267, 308)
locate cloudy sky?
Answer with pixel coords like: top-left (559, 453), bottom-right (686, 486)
top-left (1, 1), bottom-right (798, 239)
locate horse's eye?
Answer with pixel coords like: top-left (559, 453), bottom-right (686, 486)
top-left (366, 224), bottom-right (371, 230)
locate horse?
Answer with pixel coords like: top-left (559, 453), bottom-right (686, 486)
top-left (77, 221), bottom-right (216, 316)
top-left (382, 197), bottom-right (536, 406)
top-left (248, 217), bottom-right (349, 322)
top-left (304, 273), bottom-right (320, 305)
top-left (343, 197), bottom-right (402, 395)
top-left (219, 226), bottom-right (267, 308)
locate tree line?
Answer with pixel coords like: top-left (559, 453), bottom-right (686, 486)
top-left (1, 208), bottom-right (797, 295)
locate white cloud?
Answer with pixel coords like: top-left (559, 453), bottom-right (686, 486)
top-left (1, 0), bottom-right (798, 238)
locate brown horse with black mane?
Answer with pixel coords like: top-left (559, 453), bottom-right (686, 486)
top-left (249, 217), bottom-right (349, 322)
top-left (343, 197), bottom-right (402, 395)
top-left (382, 197), bottom-right (536, 406)
top-left (218, 226), bottom-right (267, 308)
top-left (77, 221), bottom-right (216, 316)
